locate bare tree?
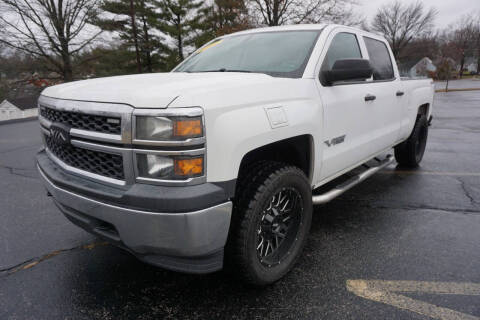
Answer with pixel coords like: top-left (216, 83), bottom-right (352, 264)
top-left (400, 33), bottom-right (439, 65)
top-left (441, 14), bottom-right (479, 78)
top-left (248, 0), bottom-right (360, 27)
top-left (372, 1), bottom-right (437, 59)
top-left (468, 13), bottom-right (480, 74)
top-left (436, 39), bottom-right (461, 91)
top-left (451, 20), bottom-right (475, 78)
top-left (0, 0), bottom-right (101, 81)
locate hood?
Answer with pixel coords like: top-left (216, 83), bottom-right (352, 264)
top-left (41, 72), bottom-right (275, 109)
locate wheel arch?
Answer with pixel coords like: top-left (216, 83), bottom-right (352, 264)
top-left (417, 103), bottom-right (430, 117)
top-left (236, 135), bottom-right (314, 188)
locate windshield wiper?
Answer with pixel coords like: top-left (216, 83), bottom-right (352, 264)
top-left (197, 68), bottom-right (252, 73)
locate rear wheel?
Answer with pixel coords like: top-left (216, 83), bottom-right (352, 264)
top-left (227, 162), bottom-right (312, 286)
top-left (394, 114), bottom-right (428, 167)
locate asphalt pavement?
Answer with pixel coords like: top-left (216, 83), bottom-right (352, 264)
top-left (434, 78), bottom-right (480, 91)
top-left (0, 91), bottom-right (479, 319)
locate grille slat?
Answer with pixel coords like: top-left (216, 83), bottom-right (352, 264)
top-left (40, 106), bottom-right (121, 134)
top-left (45, 135), bottom-right (124, 180)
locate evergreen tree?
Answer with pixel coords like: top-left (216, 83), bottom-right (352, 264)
top-left (195, 0), bottom-right (250, 47)
top-left (96, 0), bottom-right (165, 72)
top-left (156, 0), bottom-right (203, 64)
top-left (74, 44), bottom-right (139, 78)
top-left (210, 0), bottom-right (250, 36)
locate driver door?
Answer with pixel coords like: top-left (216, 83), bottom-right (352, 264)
top-left (315, 29), bottom-right (377, 181)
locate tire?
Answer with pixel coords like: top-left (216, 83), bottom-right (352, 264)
top-left (226, 161), bottom-right (313, 286)
top-left (394, 114), bottom-right (428, 167)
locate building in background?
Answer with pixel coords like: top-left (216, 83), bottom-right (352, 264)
top-left (0, 95), bottom-right (38, 122)
top-left (464, 57), bottom-right (479, 74)
top-left (399, 57), bottom-right (437, 78)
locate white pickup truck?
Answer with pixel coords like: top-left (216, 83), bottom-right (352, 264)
top-left (36, 24), bottom-right (434, 285)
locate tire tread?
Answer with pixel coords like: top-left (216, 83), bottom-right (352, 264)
top-left (394, 114), bottom-right (428, 167)
top-left (227, 161), bottom-right (311, 285)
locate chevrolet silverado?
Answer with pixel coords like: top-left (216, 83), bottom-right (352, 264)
top-left (37, 24), bottom-right (434, 285)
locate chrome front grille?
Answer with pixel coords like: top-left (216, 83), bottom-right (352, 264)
top-left (45, 134), bottom-right (125, 180)
top-left (39, 96), bottom-right (134, 186)
top-left (38, 95), bottom-right (206, 187)
top-left (40, 106), bottom-right (121, 134)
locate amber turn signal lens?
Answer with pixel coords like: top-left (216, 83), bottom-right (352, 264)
top-left (174, 157), bottom-right (203, 177)
top-left (174, 118), bottom-right (203, 138)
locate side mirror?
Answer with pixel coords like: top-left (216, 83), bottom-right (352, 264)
top-left (322, 59), bottom-right (373, 86)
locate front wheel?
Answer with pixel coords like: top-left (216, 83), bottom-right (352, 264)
top-left (394, 114), bottom-right (429, 167)
top-left (227, 162), bottom-right (312, 286)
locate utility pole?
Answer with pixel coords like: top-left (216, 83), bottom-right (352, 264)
top-left (129, 0), bottom-right (142, 73)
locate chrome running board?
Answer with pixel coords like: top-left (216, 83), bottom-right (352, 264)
top-left (312, 155), bottom-right (394, 205)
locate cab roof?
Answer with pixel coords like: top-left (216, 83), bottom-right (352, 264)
top-left (224, 24), bottom-right (380, 40)
top-left (227, 24), bottom-right (328, 37)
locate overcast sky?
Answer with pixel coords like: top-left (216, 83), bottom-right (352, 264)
top-left (356, 0), bottom-right (480, 29)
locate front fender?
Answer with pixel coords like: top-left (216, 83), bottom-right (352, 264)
top-left (203, 99), bottom-right (322, 183)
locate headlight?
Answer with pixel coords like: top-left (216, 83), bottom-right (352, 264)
top-left (136, 154), bottom-right (204, 180)
top-left (133, 108), bottom-right (205, 184)
top-left (137, 154), bottom-right (174, 178)
top-left (135, 116), bottom-right (203, 141)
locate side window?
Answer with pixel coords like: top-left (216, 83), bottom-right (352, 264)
top-left (363, 37), bottom-right (395, 80)
top-left (321, 32), bottom-right (362, 71)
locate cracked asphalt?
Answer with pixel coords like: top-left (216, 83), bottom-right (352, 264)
top-left (1, 91), bottom-right (479, 319)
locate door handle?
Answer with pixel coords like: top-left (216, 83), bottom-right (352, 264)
top-left (396, 91), bottom-right (405, 97)
top-left (364, 94), bottom-right (376, 102)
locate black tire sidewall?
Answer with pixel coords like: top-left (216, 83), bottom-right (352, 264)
top-left (395, 114), bottom-right (429, 167)
top-left (414, 116), bottom-right (428, 163)
top-left (244, 168), bottom-right (312, 284)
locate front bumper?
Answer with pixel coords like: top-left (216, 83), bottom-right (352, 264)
top-left (37, 151), bottom-right (232, 274)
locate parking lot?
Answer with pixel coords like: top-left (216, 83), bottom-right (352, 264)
top-left (434, 79), bottom-right (480, 91)
top-left (1, 91), bottom-right (479, 319)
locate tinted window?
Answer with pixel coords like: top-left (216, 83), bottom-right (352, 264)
top-left (364, 37), bottom-right (394, 80)
top-left (174, 31), bottom-right (321, 78)
top-left (321, 33), bottom-right (362, 71)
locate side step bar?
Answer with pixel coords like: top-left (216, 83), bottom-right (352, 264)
top-left (312, 155), bottom-right (394, 205)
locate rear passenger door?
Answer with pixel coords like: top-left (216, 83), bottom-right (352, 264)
top-left (359, 36), bottom-right (403, 151)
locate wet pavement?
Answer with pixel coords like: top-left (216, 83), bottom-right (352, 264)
top-left (434, 79), bottom-right (480, 91)
top-left (1, 91), bottom-right (479, 319)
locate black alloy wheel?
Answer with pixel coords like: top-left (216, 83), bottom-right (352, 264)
top-left (227, 162), bottom-right (312, 286)
top-left (256, 188), bottom-right (303, 267)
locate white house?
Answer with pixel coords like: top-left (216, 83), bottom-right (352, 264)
top-left (0, 96), bottom-right (38, 122)
top-left (403, 57), bottom-right (437, 77)
top-left (464, 57), bottom-right (478, 74)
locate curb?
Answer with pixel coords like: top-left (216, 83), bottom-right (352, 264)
top-left (435, 88), bottom-right (480, 93)
top-left (0, 116), bottom-right (38, 125)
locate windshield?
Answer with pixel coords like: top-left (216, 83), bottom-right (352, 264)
top-left (174, 30), bottom-right (321, 78)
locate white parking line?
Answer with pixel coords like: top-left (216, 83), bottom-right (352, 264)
top-left (347, 279), bottom-right (480, 320)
